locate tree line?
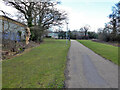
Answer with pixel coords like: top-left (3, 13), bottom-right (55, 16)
top-left (98, 1), bottom-right (120, 42)
top-left (3, 0), bottom-right (67, 42)
top-left (58, 27), bottom-right (98, 40)
top-left (2, 1), bottom-right (119, 42)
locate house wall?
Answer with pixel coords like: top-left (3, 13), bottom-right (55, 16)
top-left (0, 19), bottom-right (2, 32)
top-left (0, 19), bottom-right (2, 44)
top-left (0, 16), bottom-right (26, 42)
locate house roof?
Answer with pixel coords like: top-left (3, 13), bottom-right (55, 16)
top-left (0, 15), bottom-right (27, 27)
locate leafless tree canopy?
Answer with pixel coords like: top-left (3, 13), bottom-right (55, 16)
top-left (3, 0), bottom-right (67, 42)
top-left (98, 1), bottom-right (120, 42)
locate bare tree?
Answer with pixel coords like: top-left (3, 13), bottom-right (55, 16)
top-left (108, 1), bottom-right (120, 41)
top-left (3, 0), bottom-right (67, 42)
top-left (109, 6), bottom-right (117, 35)
top-left (29, 1), bottom-right (67, 42)
top-left (3, 0), bottom-right (36, 27)
top-left (83, 24), bottom-right (90, 39)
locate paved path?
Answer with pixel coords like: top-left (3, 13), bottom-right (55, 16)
top-left (65, 40), bottom-right (118, 88)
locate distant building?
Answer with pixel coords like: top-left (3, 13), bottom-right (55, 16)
top-left (72, 31), bottom-right (88, 39)
top-left (0, 15), bottom-right (27, 42)
top-left (48, 32), bottom-right (59, 39)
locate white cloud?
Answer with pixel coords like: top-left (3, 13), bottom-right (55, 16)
top-left (61, 0), bottom-right (119, 3)
top-left (0, 0), bottom-right (111, 32)
top-left (57, 5), bottom-right (86, 30)
top-left (0, 1), bottom-right (18, 19)
top-left (57, 5), bottom-right (110, 32)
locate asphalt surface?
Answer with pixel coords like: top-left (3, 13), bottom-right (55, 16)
top-left (65, 40), bottom-right (118, 88)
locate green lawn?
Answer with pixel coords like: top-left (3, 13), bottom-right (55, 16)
top-left (78, 40), bottom-right (118, 65)
top-left (2, 39), bottom-right (70, 88)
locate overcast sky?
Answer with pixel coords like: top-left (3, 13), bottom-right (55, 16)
top-left (0, 0), bottom-right (18, 19)
top-left (0, 0), bottom-right (119, 32)
top-left (59, 0), bottom-right (119, 32)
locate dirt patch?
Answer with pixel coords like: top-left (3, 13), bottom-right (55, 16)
top-left (2, 40), bottom-right (40, 60)
top-left (64, 43), bottom-right (71, 88)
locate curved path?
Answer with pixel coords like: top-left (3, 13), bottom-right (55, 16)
top-left (65, 40), bottom-right (118, 88)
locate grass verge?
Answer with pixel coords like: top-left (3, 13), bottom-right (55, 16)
top-left (2, 39), bottom-right (70, 88)
top-left (78, 40), bottom-right (118, 65)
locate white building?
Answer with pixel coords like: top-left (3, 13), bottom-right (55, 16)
top-left (48, 32), bottom-right (59, 39)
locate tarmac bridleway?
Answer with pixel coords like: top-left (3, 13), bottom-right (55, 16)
top-left (65, 40), bottom-right (118, 88)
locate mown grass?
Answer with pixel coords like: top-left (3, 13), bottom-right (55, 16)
top-left (2, 39), bottom-right (70, 88)
top-left (78, 40), bottom-right (118, 65)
